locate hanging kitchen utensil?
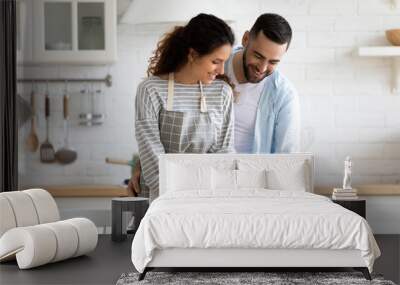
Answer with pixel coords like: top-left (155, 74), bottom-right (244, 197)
top-left (78, 83), bottom-right (91, 125)
top-left (79, 83), bottom-right (104, 126)
top-left (25, 89), bottom-right (39, 152)
top-left (40, 86), bottom-right (55, 163)
top-left (93, 84), bottom-right (105, 122)
top-left (55, 85), bottom-right (77, 164)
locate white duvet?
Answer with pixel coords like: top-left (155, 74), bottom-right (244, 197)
top-left (131, 190), bottom-right (380, 273)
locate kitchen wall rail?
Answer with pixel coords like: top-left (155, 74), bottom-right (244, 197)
top-left (17, 74), bottom-right (113, 87)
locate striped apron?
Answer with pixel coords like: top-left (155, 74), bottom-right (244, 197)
top-left (158, 73), bottom-right (217, 154)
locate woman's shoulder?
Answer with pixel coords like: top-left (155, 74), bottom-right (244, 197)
top-left (210, 79), bottom-right (233, 97)
top-left (137, 76), bottom-right (167, 93)
top-left (139, 76), bottom-right (167, 86)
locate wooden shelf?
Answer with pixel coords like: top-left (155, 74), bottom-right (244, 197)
top-left (358, 46), bottom-right (400, 57)
top-left (357, 46), bottom-right (400, 93)
top-left (315, 184), bottom-right (400, 196)
top-left (391, 0), bottom-right (400, 9)
top-left (26, 185), bottom-right (129, 197)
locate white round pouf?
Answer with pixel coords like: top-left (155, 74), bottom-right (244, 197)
top-left (64, 218), bottom-right (98, 257)
top-left (1, 192), bottom-right (39, 227)
top-left (0, 218), bottom-right (98, 269)
top-left (0, 189), bottom-right (98, 269)
top-left (43, 221), bottom-right (79, 262)
top-left (24, 189), bottom-right (60, 223)
top-left (0, 226), bottom-right (57, 269)
top-left (0, 196), bottom-right (17, 237)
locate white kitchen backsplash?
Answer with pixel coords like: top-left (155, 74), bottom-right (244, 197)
top-left (18, 0), bottom-right (400, 188)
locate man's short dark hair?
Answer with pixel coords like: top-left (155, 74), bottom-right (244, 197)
top-left (249, 13), bottom-right (292, 49)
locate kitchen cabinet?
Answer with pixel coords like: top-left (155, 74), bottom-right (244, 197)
top-left (25, 0), bottom-right (117, 65)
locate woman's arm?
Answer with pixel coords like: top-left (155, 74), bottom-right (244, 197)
top-left (127, 160), bottom-right (141, 196)
top-left (212, 84), bottom-right (235, 153)
top-left (135, 82), bottom-right (165, 199)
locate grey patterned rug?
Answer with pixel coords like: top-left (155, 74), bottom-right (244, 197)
top-left (116, 271), bottom-right (396, 285)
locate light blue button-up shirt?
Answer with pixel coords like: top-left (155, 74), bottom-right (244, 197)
top-left (226, 47), bottom-right (301, 153)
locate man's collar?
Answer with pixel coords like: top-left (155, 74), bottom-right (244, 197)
top-left (231, 47), bottom-right (247, 84)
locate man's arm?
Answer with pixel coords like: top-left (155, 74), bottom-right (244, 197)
top-left (272, 90), bottom-right (300, 153)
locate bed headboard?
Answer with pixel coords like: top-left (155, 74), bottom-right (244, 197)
top-left (159, 153), bottom-right (314, 195)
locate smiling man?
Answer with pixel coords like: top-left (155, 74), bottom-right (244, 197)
top-left (227, 13), bottom-right (300, 154)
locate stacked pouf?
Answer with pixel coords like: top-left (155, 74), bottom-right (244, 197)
top-left (0, 189), bottom-right (98, 269)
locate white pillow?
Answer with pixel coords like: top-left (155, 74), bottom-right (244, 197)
top-left (237, 159), bottom-right (310, 192)
top-left (212, 168), bottom-right (237, 191)
top-left (167, 162), bottom-right (212, 192)
top-left (236, 169), bottom-right (268, 189)
top-left (211, 168), bottom-right (268, 190)
top-left (266, 161), bottom-right (308, 191)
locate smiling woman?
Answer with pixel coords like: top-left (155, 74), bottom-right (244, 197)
top-left (134, 14), bottom-right (235, 201)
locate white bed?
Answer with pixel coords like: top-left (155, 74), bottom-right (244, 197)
top-left (131, 154), bottom-right (380, 280)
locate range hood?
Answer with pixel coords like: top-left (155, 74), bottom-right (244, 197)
top-left (119, 0), bottom-right (234, 25)
top-left (117, 0), bottom-right (133, 22)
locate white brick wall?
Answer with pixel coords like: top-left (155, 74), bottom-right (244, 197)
top-left (18, 0), bottom-right (400, 189)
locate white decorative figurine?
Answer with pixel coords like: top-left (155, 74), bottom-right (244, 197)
top-left (342, 156), bottom-right (352, 190)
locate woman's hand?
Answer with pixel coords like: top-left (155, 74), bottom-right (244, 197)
top-left (127, 161), bottom-right (142, 197)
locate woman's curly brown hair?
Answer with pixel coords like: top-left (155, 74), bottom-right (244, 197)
top-left (147, 13), bottom-right (235, 89)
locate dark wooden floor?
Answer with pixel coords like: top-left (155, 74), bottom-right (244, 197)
top-left (0, 235), bottom-right (134, 285)
top-left (1, 235), bottom-right (399, 285)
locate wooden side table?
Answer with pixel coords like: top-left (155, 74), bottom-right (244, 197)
top-left (111, 197), bottom-right (149, 242)
top-left (332, 199), bottom-right (366, 219)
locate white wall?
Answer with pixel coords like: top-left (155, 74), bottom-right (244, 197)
top-left (18, 0), bottom-right (400, 189)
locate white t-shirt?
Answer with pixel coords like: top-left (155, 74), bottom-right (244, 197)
top-left (226, 53), bottom-right (267, 153)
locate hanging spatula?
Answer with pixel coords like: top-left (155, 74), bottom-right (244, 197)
top-left (55, 93), bottom-right (77, 164)
top-left (25, 90), bottom-right (39, 152)
top-left (40, 92), bottom-right (55, 163)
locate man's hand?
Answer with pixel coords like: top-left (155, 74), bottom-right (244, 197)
top-left (127, 160), bottom-right (142, 197)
